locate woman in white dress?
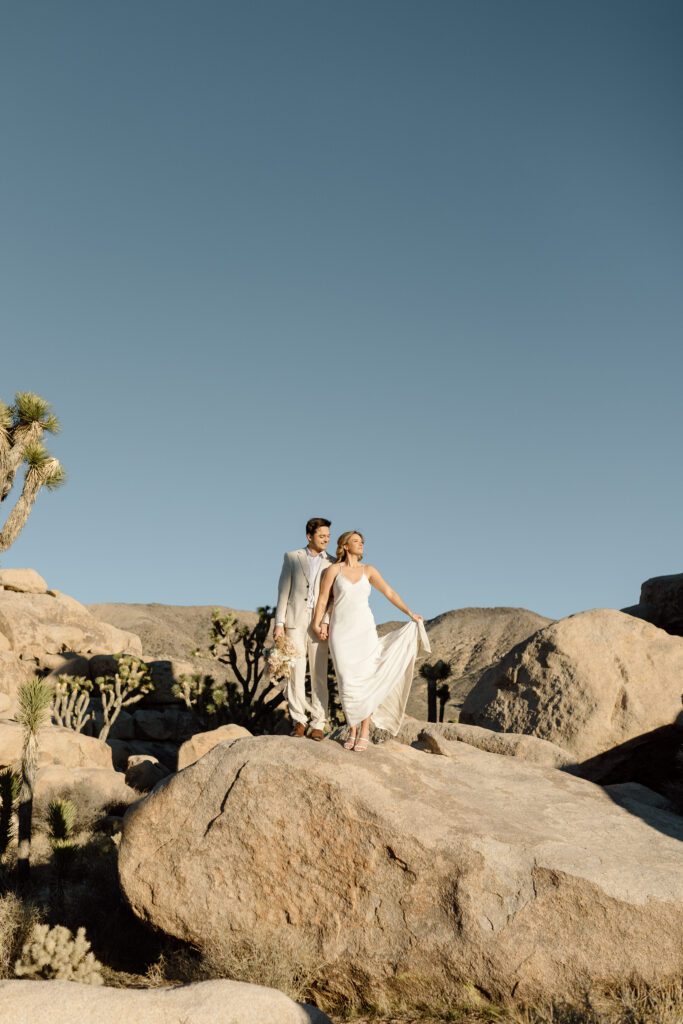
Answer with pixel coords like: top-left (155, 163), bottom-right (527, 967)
top-left (312, 530), bottom-right (430, 752)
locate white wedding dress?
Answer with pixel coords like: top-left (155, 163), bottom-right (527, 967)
top-left (329, 568), bottom-right (431, 734)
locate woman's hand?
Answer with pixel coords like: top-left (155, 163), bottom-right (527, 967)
top-left (410, 612), bottom-right (423, 622)
top-left (311, 622), bottom-right (325, 641)
top-left (319, 623), bottom-right (329, 641)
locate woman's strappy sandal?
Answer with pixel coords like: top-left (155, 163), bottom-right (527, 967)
top-left (343, 732), bottom-right (357, 750)
top-left (353, 735), bottom-right (370, 752)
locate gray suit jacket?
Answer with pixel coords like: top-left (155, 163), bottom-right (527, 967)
top-left (275, 549), bottom-right (335, 630)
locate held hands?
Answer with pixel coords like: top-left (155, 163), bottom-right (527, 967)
top-left (312, 623), bottom-right (328, 641)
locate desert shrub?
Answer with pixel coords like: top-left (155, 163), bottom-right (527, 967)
top-left (15, 922), bottom-right (103, 983)
top-left (198, 933), bottom-right (321, 1004)
top-left (0, 893), bottom-right (40, 979)
top-left (34, 782), bottom-right (136, 839)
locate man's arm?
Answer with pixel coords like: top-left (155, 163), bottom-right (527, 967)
top-left (274, 553), bottom-right (292, 638)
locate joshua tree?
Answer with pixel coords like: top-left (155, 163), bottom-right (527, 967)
top-left (0, 392), bottom-right (66, 553)
top-left (175, 606), bottom-right (286, 731)
top-left (94, 655), bottom-right (153, 741)
top-left (51, 675), bottom-right (94, 733)
top-left (419, 659), bottom-right (452, 723)
top-left (16, 677), bottom-right (53, 883)
top-left (50, 658), bottom-right (152, 740)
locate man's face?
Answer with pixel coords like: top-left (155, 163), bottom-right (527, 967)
top-left (308, 527), bottom-right (330, 553)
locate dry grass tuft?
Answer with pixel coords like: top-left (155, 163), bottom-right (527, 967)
top-left (0, 893), bottom-right (41, 979)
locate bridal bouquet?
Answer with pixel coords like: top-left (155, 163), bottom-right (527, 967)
top-left (265, 634), bottom-right (301, 685)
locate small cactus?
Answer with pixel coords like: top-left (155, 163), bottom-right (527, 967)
top-left (15, 923), bottom-right (103, 984)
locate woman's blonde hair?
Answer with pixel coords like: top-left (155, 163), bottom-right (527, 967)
top-left (335, 530), bottom-right (364, 564)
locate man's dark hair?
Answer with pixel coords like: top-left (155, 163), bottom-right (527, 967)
top-left (306, 517), bottom-right (331, 537)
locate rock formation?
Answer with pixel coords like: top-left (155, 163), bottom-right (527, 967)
top-left (396, 717), bottom-right (573, 768)
top-left (460, 609), bottom-right (683, 760)
top-left (119, 735), bottom-right (683, 1004)
top-left (177, 723), bottom-right (252, 770)
top-left (623, 572), bottom-right (683, 637)
top-left (0, 978), bottom-right (329, 1024)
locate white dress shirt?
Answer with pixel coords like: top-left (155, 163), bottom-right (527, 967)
top-left (306, 548), bottom-right (325, 612)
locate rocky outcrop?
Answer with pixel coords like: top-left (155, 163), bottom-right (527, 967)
top-left (0, 721), bottom-right (113, 770)
top-left (119, 736), bottom-right (683, 1004)
top-left (628, 573), bottom-right (683, 637)
top-left (0, 589), bottom-right (141, 660)
top-left (392, 607), bottom-right (553, 720)
top-left (0, 579), bottom-right (142, 714)
top-left (177, 723), bottom-right (252, 770)
top-left (0, 719), bottom-right (134, 804)
top-left (460, 609), bottom-right (683, 760)
top-left (396, 719), bottom-right (572, 768)
top-left (0, 568), bottom-right (49, 594)
top-left (0, 979), bottom-right (330, 1024)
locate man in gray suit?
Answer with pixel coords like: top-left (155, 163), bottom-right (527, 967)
top-left (274, 517), bottom-right (334, 740)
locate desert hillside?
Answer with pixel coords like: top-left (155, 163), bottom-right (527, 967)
top-left (88, 602), bottom-right (257, 661)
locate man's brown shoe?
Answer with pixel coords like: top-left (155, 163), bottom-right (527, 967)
top-left (290, 722), bottom-right (306, 738)
top-left (310, 729), bottom-right (324, 742)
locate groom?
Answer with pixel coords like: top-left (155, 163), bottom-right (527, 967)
top-left (274, 517), bottom-right (334, 740)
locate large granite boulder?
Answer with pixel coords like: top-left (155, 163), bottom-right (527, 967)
top-left (0, 568), bottom-right (48, 593)
top-left (0, 589), bottom-right (141, 659)
top-left (460, 609), bottom-right (683, 760)
top-left (119, 736), bottom-right (683, 1005)
top-left (177, 723), bottom-right (252, 770)
top-left (0, 721), bottom-right (113, 770)
top-left (0, 583), bottom-right (142, 713)
top-left (0, 979), bottom-right (329, 1024)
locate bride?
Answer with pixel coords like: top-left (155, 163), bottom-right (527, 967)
top-left (312, 530), bottom-right (430, 752)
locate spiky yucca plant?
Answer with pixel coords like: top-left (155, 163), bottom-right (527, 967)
top-left (16, 677), bottom-right (53, 883)
top-left (47, 798), bottom-right (76, 851)
top-left (0, 392), bottom-right (65, 553)
top-left (47, 798), bottom-right (77, 904)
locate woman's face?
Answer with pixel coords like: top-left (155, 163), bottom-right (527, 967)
top-left (345, 533), bottom-right (364, 558)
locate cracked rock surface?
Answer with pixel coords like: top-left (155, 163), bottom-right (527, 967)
top-left (119, 734), bottom-right (683, 1002)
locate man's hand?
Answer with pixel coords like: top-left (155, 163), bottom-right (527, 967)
top-left (274, 625), bottom-right (284, 640)
top-left (319, 624), bottom-right (329, 641)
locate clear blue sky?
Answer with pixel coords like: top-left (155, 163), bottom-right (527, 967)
top-left (1, 0), bottom-right (681, 624)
